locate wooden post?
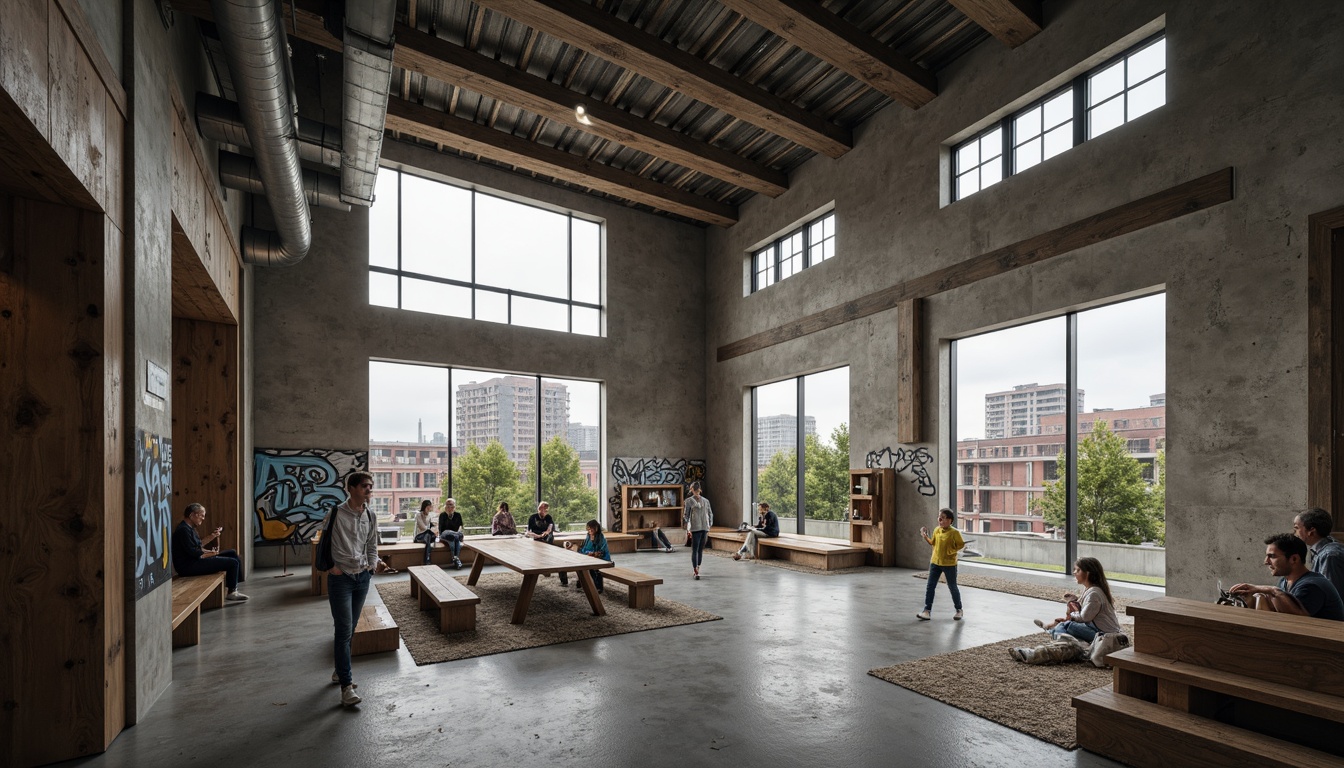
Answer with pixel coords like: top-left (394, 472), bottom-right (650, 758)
top-left (897, 298), bottom-right (923, 444)
top-left (1307, 206), bottom-right (1344, 511)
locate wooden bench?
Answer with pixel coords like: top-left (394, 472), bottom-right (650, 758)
top-left (170, 573), bottom-right (226, 648)
top-left (601, 566), bottom-right (662, 609)
top-left (555, 530), bottom-right (638, 553)
top-left (708, 527), bottom-right (867, 570)
top-left (351, 603), bottom-right (399, 656)
top-left (407, 565), bottom-right (481, 634)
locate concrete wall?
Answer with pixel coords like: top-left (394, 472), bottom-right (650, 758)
top-left (704, 0), bottom-right (1344, 598)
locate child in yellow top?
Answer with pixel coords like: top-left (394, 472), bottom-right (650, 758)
top-left (917, 508), bottom-right (966, 621)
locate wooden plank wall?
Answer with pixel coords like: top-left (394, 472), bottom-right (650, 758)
top-left (172, 318), bottom-right (242, 562)
top-left (1306, 206), bottom-right (1344, 512)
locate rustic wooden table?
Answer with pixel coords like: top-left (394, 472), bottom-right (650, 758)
top-left (463, 537), bottom-right (613, 624)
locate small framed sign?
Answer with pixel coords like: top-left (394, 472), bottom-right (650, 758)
top-left (146, 360), bottom-right (169, 400)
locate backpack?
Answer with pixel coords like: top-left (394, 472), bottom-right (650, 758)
top-left (314, 505), bottom-right (375, 572)
top-left (1087, 632), bottom-right (1131, 668)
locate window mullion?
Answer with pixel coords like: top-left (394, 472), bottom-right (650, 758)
top-left (1001, 115), bottom-right (1013, 177)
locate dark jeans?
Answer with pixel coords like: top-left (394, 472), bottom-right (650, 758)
top-left (328, 570), bottom-right (372, 686)
top-left (179, 549), bottom-right (243, 590)
top-left (924, 563), bottom-right (962, 611)
top-left (438, 529), bottom-right (463, 558)
top-left (589, 569), bottom-right (604, 591)
top-left (413, 530), bottom-right (436, 563)
top-left (648, 528), bottom-right (672, 549)
top-left (536, 533), bottom-right (569, 585)
top-left (690, 530), bottom-right (708, 569)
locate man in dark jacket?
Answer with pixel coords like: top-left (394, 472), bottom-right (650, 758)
top-left (171, 503), bottom-right (247, 601)
top-left (734, 501), bottom-right (779, 561)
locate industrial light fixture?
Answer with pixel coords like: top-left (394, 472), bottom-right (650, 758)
top-left (575, 104), bottom-right (593, 125)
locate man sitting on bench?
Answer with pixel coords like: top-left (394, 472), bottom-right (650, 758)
top-left (734, 501), bottom-right (779, 561)
top-left (1230, 533), bottom-right (1344, 620)
top-left (172, 503), bottom-right (248, 602)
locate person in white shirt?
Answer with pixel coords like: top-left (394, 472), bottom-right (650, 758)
top-left (324, 471), bottom-right (391, 707)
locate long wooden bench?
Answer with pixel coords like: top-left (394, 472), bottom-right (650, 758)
top-left (408, 565), bottom-right (481, 634)
top-left (351, 603), bottom-right (399, 656)
top-left (170, 573), bottom-right (226, 648)
top-left (707, 527), bottom-right (867, 570)
top-left (1074, 596), bottom-right (1344, 766)
top-left (601, 566), bottom-right (662, 609)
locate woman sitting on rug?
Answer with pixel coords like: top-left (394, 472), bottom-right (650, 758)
top-left (564, 519), bottom-right (611, 593)
top-left (491, 501), bottom-right (517, 536)
top-left (1033, 557), bottom-right (1123, 643)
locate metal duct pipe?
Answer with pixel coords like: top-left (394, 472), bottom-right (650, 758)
top-left (197, 93), bottom-right (343, 169)
top-left (210, 0), bottom-right (311, 266)
top-left (339, 0), bottom-right (397, 206)
top-left (218, 151), bottom-right (351, 212)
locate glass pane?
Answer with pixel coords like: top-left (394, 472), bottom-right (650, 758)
top-left (1088, 97), bottom-right (1125, 139)
top-left (1076, 294), bottom-right (1166, 586)
top-left (1043, 89), bottom-right (1073, 128)
top-left (571, 218), bottom-right (601, 305)
top-left (370, 271), bottom-right (397, 307)
top-left (368, 168), bottom-right (398, 269)
top-left (572, 306), bottom-right (600, 337)
top-left (757, 262), bottom-right (775, 290)
top-left (802, 367), bottom-right (849, 540)
top-left (539, 377), bottom-right (600, 531)
top-left (1127, 73), bottom-right (1166, 120)
top-left (981, 156), bottom-right (1003, 187)
top-left (1014, 106), bottom-right (1042, 142)
top-left (809, 242), bottom-right (827, 264)
top-left (822, 214), bottom-right (834, 240)
top-left (1043, 123), bottom-right (1073, 160)
top-left (475, 289), bottom-right (508, 324)
top-left (1015, 137), bottom-right (1042, 172)
top-left (1128, 38), bottom-right (1165, 86)
top-left (954, 317), bottom-right (1066, 574)
top-left (780, 253), bottom-right (798, 280)
top-left (512, 296), bottom-right (568, 332)
top-left (1088, 60), bottom-right (1125, 106)
top-left (369, 361), bottom-right (449, 527)
top-left (980, 127), bottom-right (1002, 159)
top-left (956, 140), bottom-right (979, 172)
top-left (401, 174), bottom-right (471, 282)
top-left (957, 170), bottom-right (980, 199)
top-left (475, 194), bottom-right (569, 298)
top-left (452, 369), bottom-right (534, 528)
top-left (755, 379), bottom-right (799, 527)
top-left (400, 277), bottom-right (471, 318)
top-left (823, 240), bottom-right (835, 260)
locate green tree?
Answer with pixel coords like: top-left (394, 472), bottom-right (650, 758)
top-left (1147, 449), bottom-right (1166, 545)
top-left (1035, 421), bottom-right (1160, 544)
top-left (757, 449), bottom-right (797, 517)
top-left (524, 435), bottom-right (599, 530)
top-left (443, 440), bottom-right (527, 528)
top-left (804, 423), bottom-right (850, 521)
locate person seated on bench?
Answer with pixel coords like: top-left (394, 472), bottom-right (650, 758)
top-left (1230, 533), bottom-right (1344, 620)
top-left (1294, 507), bottom-right (1344, 598)
top-left (734, 501), bottom-right (779, 561)
top-left (172, 502), bottom-right (248, 602)
top-left (437, 497), bottom-right (464, 570)
top-left (491, 501), bottom-right (517, 536)
top-left (1033, 557), bottom-right (1122, 642)
top-left (527, 502), bottom-right (566, 586)
top-left (413, 500), bottom-right (438, 565)
top-left (647, 522), bottom-right (673, 552)
top-left (564, 519), bottom-right (610, 593)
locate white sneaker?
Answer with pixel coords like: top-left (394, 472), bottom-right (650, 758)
top-left (916, 610), bottom-right (931, 621)
top-left (664, 547), bottom-right (673, 553)
top-left (226, 591), bottom-right (249, 601)
top-left (341, 685), bottom-right (362, 707)
top-left (954, 610), bottom-right (964, 621)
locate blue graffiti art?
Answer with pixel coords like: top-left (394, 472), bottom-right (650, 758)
top-left (134, 430), bottom-right (173, 599)
top-left (253, 448), bottom-right (368, 544)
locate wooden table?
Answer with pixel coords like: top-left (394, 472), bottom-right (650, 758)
top-left (463, 537), bottom-right (613, 624)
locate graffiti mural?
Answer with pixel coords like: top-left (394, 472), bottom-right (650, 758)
top-left (865, 446), bottom-right (937, 496)
top-left (253, 448), bottom-right (368, 545)
top-left (608, 457), bottom-right (706, 527)
top-left (134, 430), bottom-right (173, 599)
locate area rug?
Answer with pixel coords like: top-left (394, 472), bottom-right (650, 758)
top-left (376, 574), bottom-right (721, 664)
top-left (913, 570), bottom-right (1142, 616)
top-left (869, 634), bottom-right (1112, 749)
top-left (702, 545), bottom-right (868, 576)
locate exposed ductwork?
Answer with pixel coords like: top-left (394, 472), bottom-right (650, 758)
top-left (218, 151), bottom-right (350, 212)
top-left (338, 0), bottom-right (397, 206)
top-left (210, 0), bottom-right (311, 266)
top-left (197, 93), bottom-right (343, 169)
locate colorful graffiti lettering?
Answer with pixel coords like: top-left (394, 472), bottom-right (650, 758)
top-left (608, 457), bottom-right (706, 527)
top-left (253, 448), bottom-right (368, 544)
top-left (134, 430), bottom-right (173, 599)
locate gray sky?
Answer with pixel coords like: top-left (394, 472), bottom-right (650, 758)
top-left (755, 366), bottom-right (850, 443)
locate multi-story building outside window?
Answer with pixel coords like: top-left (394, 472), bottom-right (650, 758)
top-left (983, 382), bottom-right (1086, 438)
top-left (754, 413), bottom-right (817, 467)
top-left (455, 375), bottom-right (570, 470)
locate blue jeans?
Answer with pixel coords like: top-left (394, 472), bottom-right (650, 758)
top-left (413, 531), bottom-right (436, 563)
top-left (179, 549), bottom-right (243, 590)
top-left (648, 528), bottom-right (671, 549)
top-left (924, 563), bottom-right (962, 611)
top-left (328, 570), bottom-right (372, 686)
top-left (438, 530), bottom-right (463, 558)
top-left (690, 530), bottom-right (708, 569)
top-left (1050, 620), bottom-right (1099, 643)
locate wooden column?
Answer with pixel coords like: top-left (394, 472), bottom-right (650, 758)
top-left (1307, 206), bottom-right (1344, 512)
top-left (897, 298), bottom-right (923, 444)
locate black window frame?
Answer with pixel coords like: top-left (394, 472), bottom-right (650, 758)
top-left (750, 211), bottom-right (837, 294)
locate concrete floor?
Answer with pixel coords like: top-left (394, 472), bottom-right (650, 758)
top-left (68, 555), bottom-right (1146, 768)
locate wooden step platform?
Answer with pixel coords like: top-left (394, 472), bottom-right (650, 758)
top-left (601, 566), bottom-right (662, 609)
top-left (351, 603), bottom-right (399, 656)
top-left (707, 527), bottom-right (867, 571)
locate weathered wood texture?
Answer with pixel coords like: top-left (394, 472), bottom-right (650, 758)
top-left (896, 299), bottom-right (922, 444)
top-left (169, 573), bottom-right (226, 648)
top-left (849, 468), bottom-right (897, 566)
top-left (0, 197), bottom-right (123, 766)
top-left (718, 168), bottom-right (1236, 361)
top-left (601, 566), bottom-right (662, 609)
top-left (408, 565), bottom-right (481, 634)
top-left (1306, 206), bottom-right (1344, 513)
top-left (351, 604), bottom-right (400, 655)
top-left (171, 318), bottom-right (241, 563)
top-left (948, 0), bottom-right (1043, 48)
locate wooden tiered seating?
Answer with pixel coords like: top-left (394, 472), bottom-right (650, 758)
top-left (1073, 595), bottom-right (1344, 766)
top-left (706, 526), bottom-right (867, 570)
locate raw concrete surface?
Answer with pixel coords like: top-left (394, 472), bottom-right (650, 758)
top-left (68, 557), bottom-right (1134, 768)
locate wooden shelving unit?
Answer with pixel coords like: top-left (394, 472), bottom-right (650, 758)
top-left (619, 484), bottom-right (684, 548)
top-left (848, 468), bottom-right (896, 566)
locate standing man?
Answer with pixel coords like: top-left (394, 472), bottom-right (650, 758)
top-left (326, 471), bottom-right (392, 707)
top-left (172, 503), bottom-right (248, 601)
top-left (526, 502), bottom-right (566, 586)
top-left (1231, 533), bottom-right (1344, 621)
top-left (734, 501), bottom-right (779, 561)
top-left (1293, 507), bottom-right (1344, 598)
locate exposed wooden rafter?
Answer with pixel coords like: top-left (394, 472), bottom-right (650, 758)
top-left (947, 0), bottom-right (1043, 48)
top-left (469, 0), bottom-right (854, 158)
top-left (718, 0), bottom-right (936, 108)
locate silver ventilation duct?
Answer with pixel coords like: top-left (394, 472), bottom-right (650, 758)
top-left (210, 0), bottom-right (311, 266)
top-left (218, 151), bottom-right (351, 212)
top-left (197, 93), bottom-right (343, 169)
top-left (339, 0), bottom-right (397, 206)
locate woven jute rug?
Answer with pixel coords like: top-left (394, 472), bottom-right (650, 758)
top-left (702, 545), bottom-right (868, 576)
top-left (376, 573), bottom-right (721, 665)
top-left (914, 570), bottom-right (1142, 616)
top-left (869, 634), bottom-right (1113, 749)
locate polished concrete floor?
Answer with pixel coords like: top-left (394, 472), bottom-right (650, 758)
top-left (69, 553), bottom-right (1150, 768)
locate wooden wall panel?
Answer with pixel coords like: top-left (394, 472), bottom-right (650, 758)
top-left (897, 298), bottom-right (923, 444)
top-left (102, 215), bottom-right (125, 746)
top-left (0, 0), bottom-right (50, 137)
top-left (1307, 206), bottom-right (1344, 512)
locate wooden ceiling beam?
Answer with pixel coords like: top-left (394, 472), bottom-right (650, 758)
top-left (385, 97), bottom-right (737, 227)
top-left (469, 0), bottom-right (853, 157)
top-left (947, 0), bottom-right (1043, 48)
top-left (718, 0), bottom-right (936, 108)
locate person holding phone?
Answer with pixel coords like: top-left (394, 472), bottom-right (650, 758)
top-left (171, 503), bottom-right (247, 602)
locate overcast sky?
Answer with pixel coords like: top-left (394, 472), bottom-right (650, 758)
top-left (754, 366), bottom-right (850, 441)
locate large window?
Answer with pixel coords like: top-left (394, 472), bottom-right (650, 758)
top-left (952, 34), bottom-right (1165, 202)
top-left (370, 362), bottom-right (601, 533)
top-left (751, 211), bottom-right (836, 293)
top-left (952, 294), bottom-right (1166, 585)
top-left (369, 168), bottom-right (603, 336)
top-left (752, 367), bottom-right (850, 539)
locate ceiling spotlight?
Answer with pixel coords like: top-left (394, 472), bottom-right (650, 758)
top-left (575, 104), bottom-right (593, 126)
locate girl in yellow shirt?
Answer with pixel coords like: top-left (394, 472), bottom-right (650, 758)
top-left (917, 508), bottom-right (966, 621)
